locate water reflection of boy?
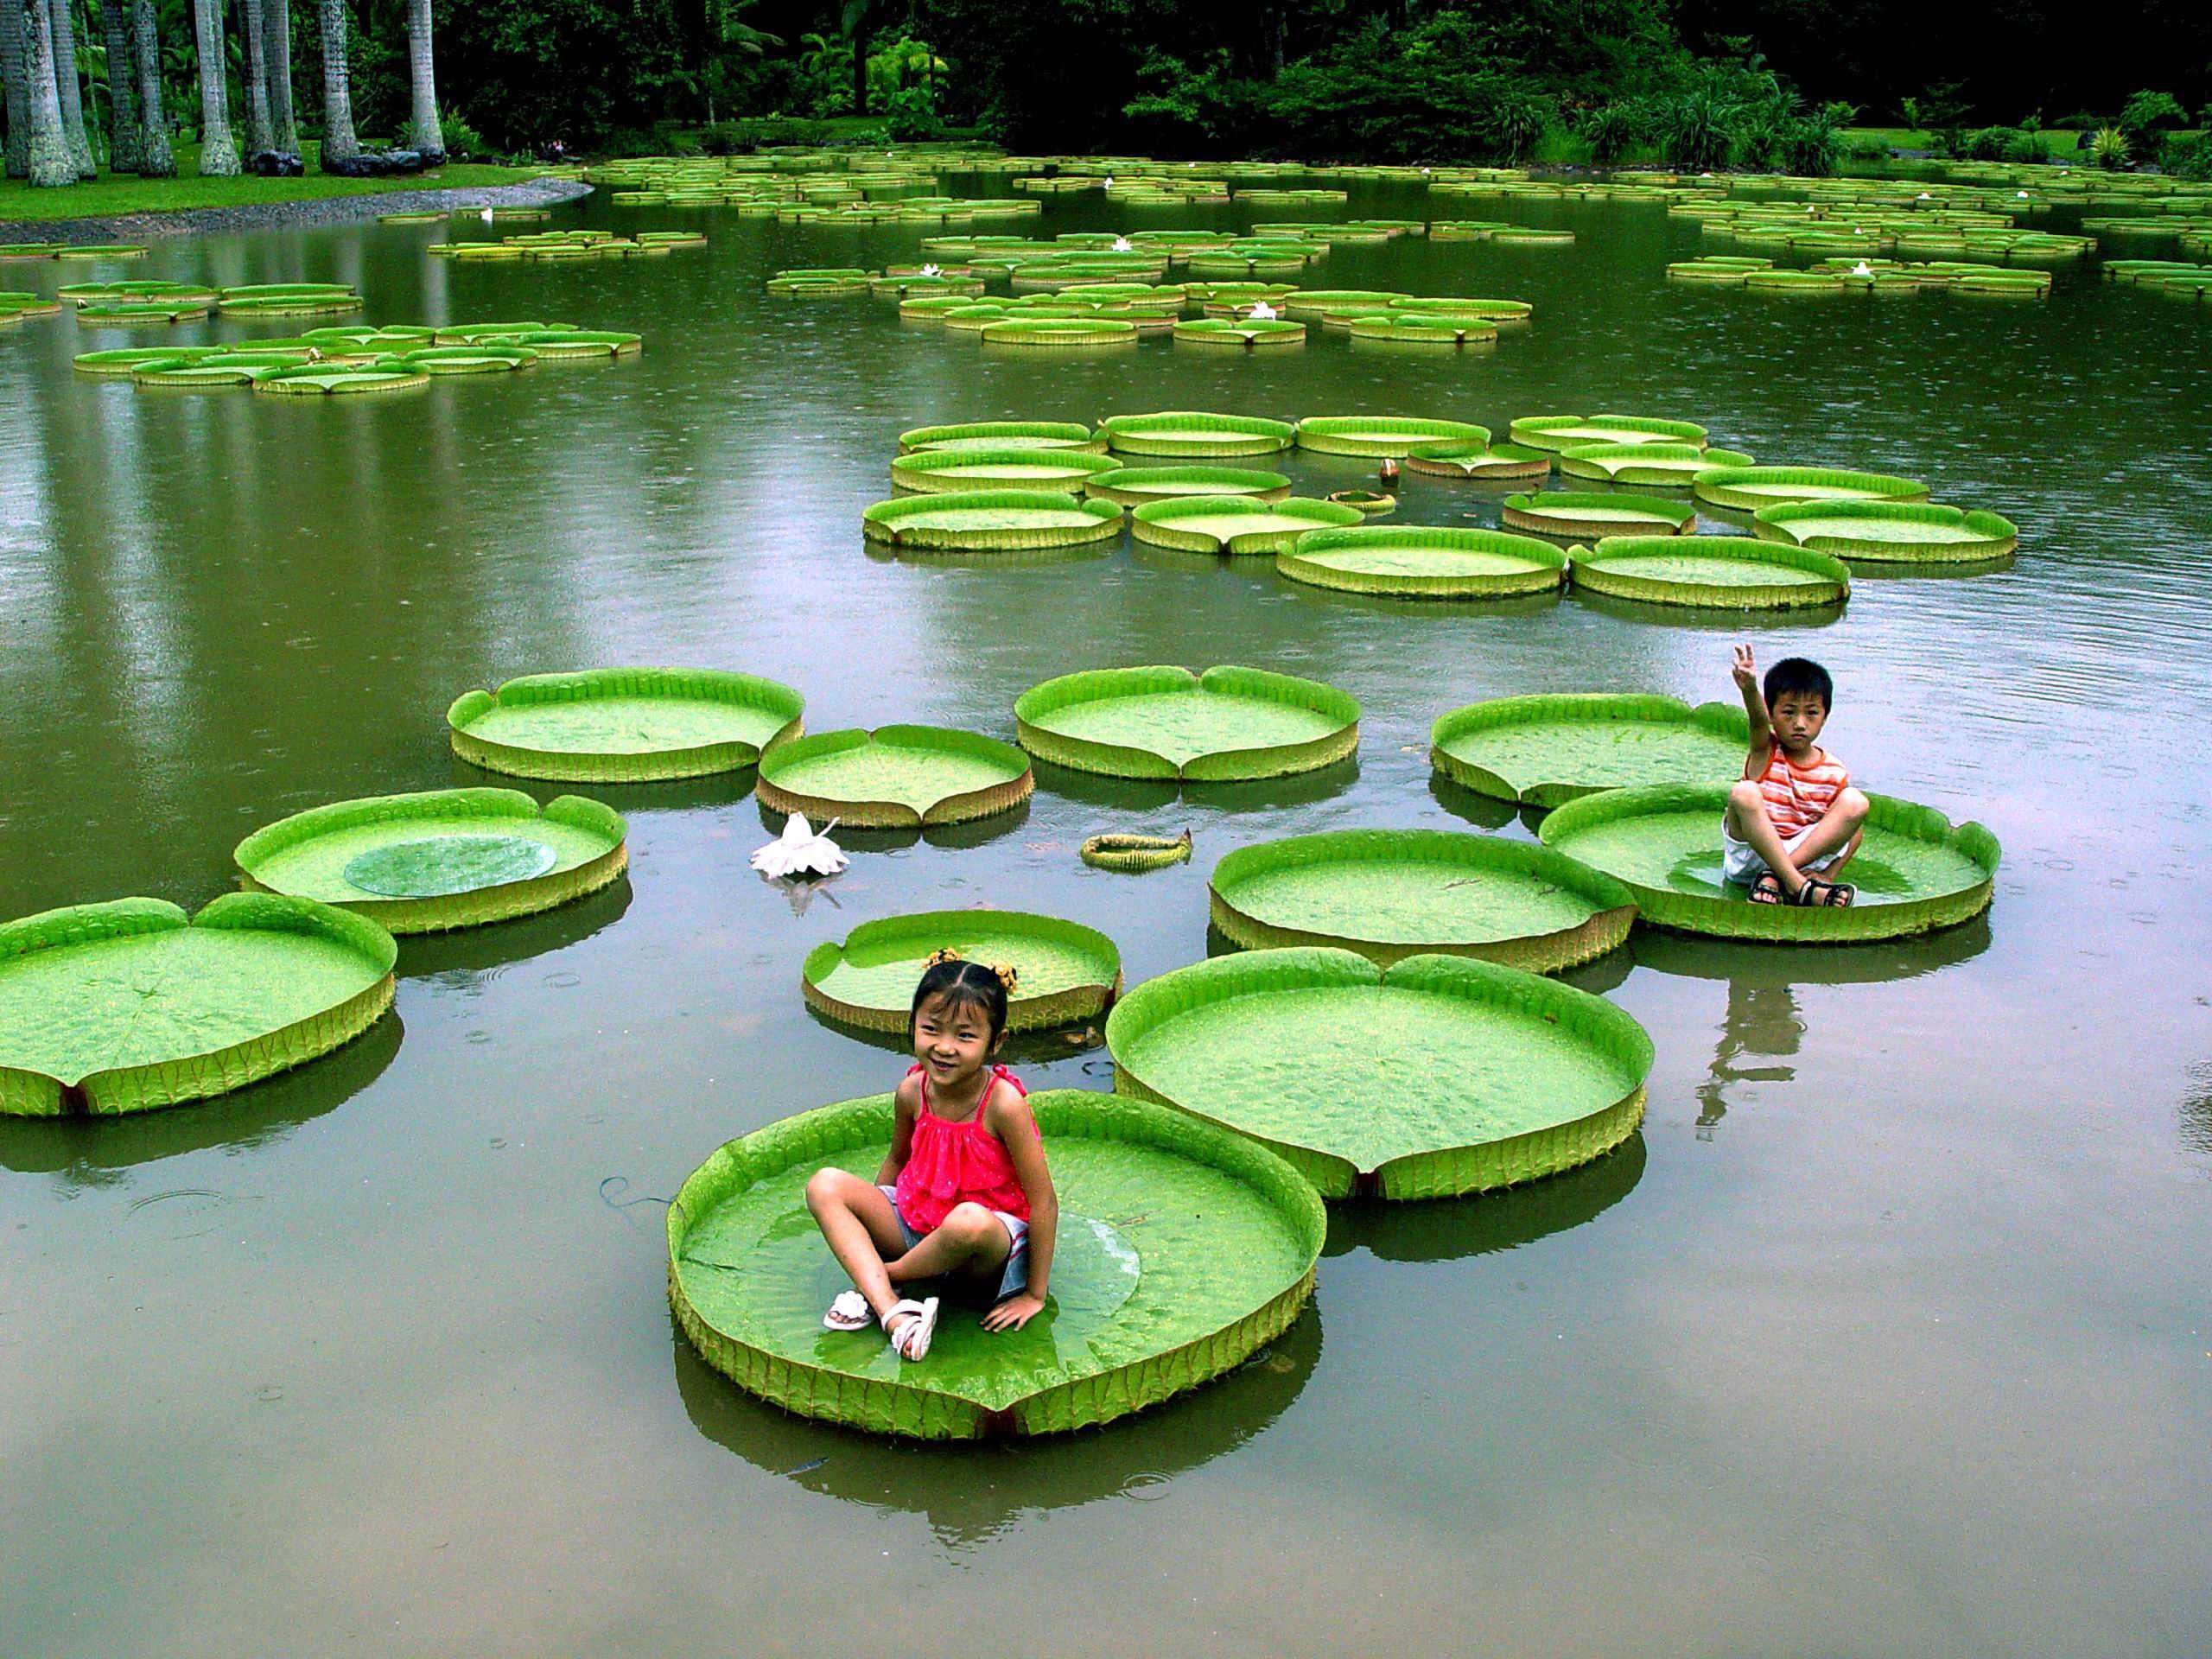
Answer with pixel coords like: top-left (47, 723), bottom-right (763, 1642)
top-left (1693, 979), bottom-right (1804, 1140)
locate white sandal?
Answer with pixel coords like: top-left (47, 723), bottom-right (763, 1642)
top-left (822, 1290), bottom-right (874, 1332)
top-left (883, 1297), bottom-right (939, 1362)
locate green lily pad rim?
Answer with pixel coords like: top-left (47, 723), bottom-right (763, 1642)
top-left (1208, 827), bottom-right (1637, 972)
top-left (1568, 533), bottom-right (1853, 610)
top-left (889, 446), bottom-right (1120, 493)
top-left (1172, 318), bottom-right (1309, 345)
top-left (1691, 465), bottom-right (1932, 511)
top-left (667, 1088), bottom-right (1324, 1438)
top-left (1279, 524), bottom-right (1567, 601)
top-left (800, 908), bottom-right (1123, 1033)
top-left (1402, 440), bottom-right (1553, 479)
top-left (899, 420), bottom-right (1103, 454)
top-left (233, 787), bottom-right (628, 934)
top-left (1502, 491), bottom-right (1697, 535)
top-left (0, 893), bottom-right (396, 1116)
top-left (1084, 465), bottom-right (1293, 505)
top-left (1100, 410), bottom-right (1298, 457)
top-left (1557, 442), bottom-right (1757, 486)
top-left (1129, 494), bottom-right (1365, 556)
top-left (1014, 664), bottom-right (1361, 781)
top-left (1294, 416), bottom-right (1491, 456)
top-left (1105, 946), bottom-right (1653, 1199)
top-left (447, 666), bottom-right (806, 783)
top-left (755, 723), bottom-right (1035, 828)
top-left (1750, 500), bottom-right (2020, 563)
top-left (861, 490), bottom-right (1125, 550)
top-left (1536, 783), bottom-right (2001, 943)
top-left (1510, 414), bottom-right (1711, 454)
top-left (1429, 691), bottom-right (1749, 808)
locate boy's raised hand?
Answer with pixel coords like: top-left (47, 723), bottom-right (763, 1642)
top-left (1732, 643), bottom-right (1758, 695)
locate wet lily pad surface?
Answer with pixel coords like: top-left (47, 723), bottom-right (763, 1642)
top-left (804, 911), bottom-right (1120, 1032)
top-left (1433, 696), bottom-right (1747, 804)
top-left (460, 695), bottom-right (788, 755)
top-left (340, 835), bottom-right (563, 897)
top-left (1016, 665), bottom-right (1358, 778)
top-left (1108, 949), bottom-right (1651, 1196)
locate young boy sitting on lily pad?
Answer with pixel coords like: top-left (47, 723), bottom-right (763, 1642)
top-left (1725, 645), bottom-right (1869, 907)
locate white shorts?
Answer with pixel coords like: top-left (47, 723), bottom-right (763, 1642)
top-left (1720, 821), bottom-right (1845, 888)
top-left (878, 1185), bottom-right (1029, 1300)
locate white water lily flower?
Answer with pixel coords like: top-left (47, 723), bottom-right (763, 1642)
top-left (1103, 175), bottom-right (1115, 188)
top-left (751, 813), bottom-right (848, 879)
top-left (480, 207), bottom-right (495, 224)
top-left (1248, 300), bottom-right (1279, 320)
top-left (919, 263), bottom-right (942, 277)
top-left (1853, 261), bottom-right (1873, 276)
top-left (1111, 236), bottom-right (1133, 253)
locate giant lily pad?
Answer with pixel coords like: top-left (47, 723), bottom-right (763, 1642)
top-left (980, 317), bottom-right (1139, 348)
top-left (899, 421), bottom-right (1104, 454)
top-left (1106, 948), bottom-right (1652, 1199)
top-left (1402, 441), bottom-right (1552, 480)
top-left (1692, 465), bottom-right (1930, 512)
top-left (802, 910), bottom-right (1121, 1033)
top-left (1172, 318), bottom-right (1307, 347)
top-left (1100, 411), bottom-right (1297, 458)
top-left (1015, 664), bottom-right (1359, 781)
top-left (889, 447), bottom-right (1118, 494)
top-left (1569, 534), bottom-right (1852, 610)
top-left (1557, 442), bottom-right (1755, 489)
top-left (1510, 415), bottom-right (1709, 454)
top-left (1084, 466), bottom-right (1292, 507)
top-left (234, 789), bottom-right (627, 934)
top-left (1276, 525), bottom-right (1567, 600)
top-left (756, 725), bottom-right (1034, 828)
top-left (0, 895), bottom-right (397, 1117)
top-left (862, 491), bottom-right (1124, 551)
top-left (1502, 492), bottom-right (1694, 538)
top-left (1431, 693), bottom-right (1750, 807)
top-left (1129, 495), bottom-right (1363, 556)
top-left (1751, 500), bottom-right (2019, 564)
top-left (669, 1090), bottom-right (1323, 1438)
top-left (1538, 785), bottom-right (2000, 942)
top-left (252, 365), bottom-right (429, 396)
top-left (1210, 830), bottom-right (1635, 972)
top-left (1295, 416), bottom-right (1490, 457)
top-left (448, 667), bottom-right (804, 783)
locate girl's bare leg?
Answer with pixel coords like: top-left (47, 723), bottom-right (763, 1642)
top-left (887, 1202), bottom-right (1010, 1287)
top-left (804, 1169), bottom-right (912, 1320)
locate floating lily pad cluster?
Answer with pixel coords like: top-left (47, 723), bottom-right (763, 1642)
top-left (430, 228), bottom-right (705, 260)
top-left (73, 321), bottom-right (639, 391)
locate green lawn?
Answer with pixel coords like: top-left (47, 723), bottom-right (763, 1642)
top-left (0, 142), bottom-right (546, 226)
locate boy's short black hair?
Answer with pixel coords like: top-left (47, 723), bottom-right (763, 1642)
top-left (1764, 657), bottom-right (1833, 710)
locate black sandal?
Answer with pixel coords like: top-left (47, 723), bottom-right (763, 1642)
top-left (1795, 876), bottom-right (1856, 907)
top-left (1748, 871), bottom-right (1787, 905)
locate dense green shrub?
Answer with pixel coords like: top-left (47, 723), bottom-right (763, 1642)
top-left (2119, 89), bottom-right (2189, 139)
top-left (1577, 102), bottom-right (1644, 164)
top-left (2091, 126), bottom-right (2133, 168)
top-left (1656, 89), bottom-right (1733, 170)
top-left (884, 86), bottom-right (946, 142)
top-left (2162, 131), bottom-right (2212, 181)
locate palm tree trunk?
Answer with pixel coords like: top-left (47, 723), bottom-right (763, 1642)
top-left (315, 0), bottom-right (357, 163)
top-left (130, 0), bottom-right (171, 175)
top-left (96, 0), bottom-right (142, 170)
top-left (46, 0), bottom-right (95, 175)
top-left (192, 0), bottom-right (238, 172)
top-left (403, 0), bottom-right (441, 156)
top-left (22, 0), bottom-right (76, 186)
top-left (3, 0), bottom-right (32, 178)
top-left (238, 0), bottom-right (270, 152)
top-left (262, 0), bottom-right (293, 149)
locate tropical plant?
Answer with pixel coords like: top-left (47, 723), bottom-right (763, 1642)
top-left (1732, 105), bottom-right (1783, 170)
top-left (2090, 126), bottom-right (2131, 169)
top-left (789, 30), bottom-right (852, 118)
top-left (1576, 101), bottom-right (1642, 166)
top-left (1779, 106), bottom-right (1844, 176)
top-left (192, 0), bottom-right (238, 173)
top-left (2003, 127), bottom-right (2046, 164)
top-left (882, 81), bottom-right (941, 141)
top-left (1485, 82), bottom-right (1554, 161)
top-left (19, 0), bottom-right (74, 184)
top-left (2119, 89), bottom-right (2187, 140)
top-left (93, 0), bottom-right (143, 170)
top-left (866, 31), bottom-right (939, 102)
top-left (316, 0), bottom-right (359, 163)
top-left (2, 0), bottom-right (30, 179)
top-left (2163, 132), bottom-right (2212, 182)
top-left (1656, 88), bottom-right (1733, 171)
top-left (264, 0), bottom-right (296, 150)
top-left (238, 0), bottom-right (271, 152)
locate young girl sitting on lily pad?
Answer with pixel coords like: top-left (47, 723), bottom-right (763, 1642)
top-left (804, 954), bottom-right (1057, 1362)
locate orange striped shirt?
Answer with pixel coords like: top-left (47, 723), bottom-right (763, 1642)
top-left (1755, 745), bottom-right (1849, 836)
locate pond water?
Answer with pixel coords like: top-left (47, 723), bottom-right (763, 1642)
top-left (3, 181), bottom-right (2210, 1656)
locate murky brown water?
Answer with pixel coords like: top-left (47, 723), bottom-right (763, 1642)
top-left (3, 181), bottom-right (2209, 1656)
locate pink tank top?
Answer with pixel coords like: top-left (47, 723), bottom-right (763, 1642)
top-left (893, 1064), bottom-right (1033, 1233)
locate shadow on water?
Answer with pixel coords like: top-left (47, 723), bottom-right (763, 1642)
top-left (397, 875), bottom-right (635, 981)
top-left (1567, 588), bottom-right (1848, 634)
top-left (1268, 575), bottom-right (1568, 626)
top-left (1027, 754), bottom-right (1360, 815)
top-left (1425, 772), bottom-right (1521, 831)
top-left (671, 1298), bottom-right (1322, 1550)
top-left (446, 760), bottom-right (765, 817)
top-left (1323, 1134), bottom-right (1646, 1263)
top-left (0, 1010), bottom-right (404, 1185)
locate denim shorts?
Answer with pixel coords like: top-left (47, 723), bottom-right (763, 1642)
top-left (878, 1186), bottom-right (1029, 1301)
